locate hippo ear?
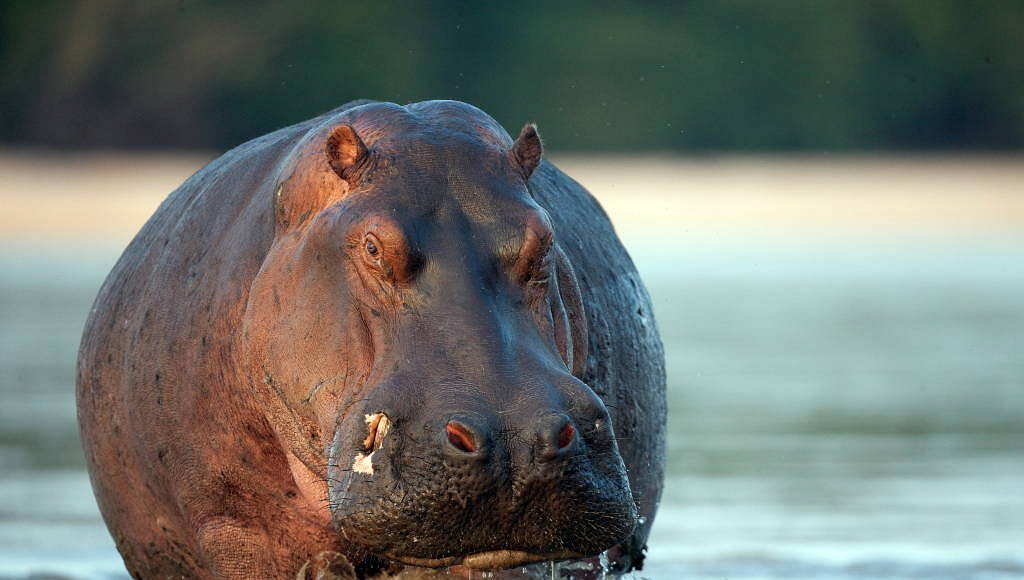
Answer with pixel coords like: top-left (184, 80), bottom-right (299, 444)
top-left (325, 124), bottom-right (369, 183)
top-left (511, 123), bottom-right (543, 179)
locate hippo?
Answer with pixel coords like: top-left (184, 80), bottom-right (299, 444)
top-left (76, 99), bottom-right (665, 579)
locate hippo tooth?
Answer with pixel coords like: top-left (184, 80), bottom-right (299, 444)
top-left (363, 412), bottom-right (391, 451)
top-left (352, 452), bottom-right (375, 475)
top-left (354, 413), bottom-right (391, 475)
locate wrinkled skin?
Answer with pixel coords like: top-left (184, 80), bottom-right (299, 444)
top-left (77, 100), bottom-right (666, 579)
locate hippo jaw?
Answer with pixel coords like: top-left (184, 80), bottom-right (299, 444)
top-left (391, 548), bottom-right (583, 570)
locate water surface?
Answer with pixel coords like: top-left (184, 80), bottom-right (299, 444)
top-left (1, 233), bottom-right (1022, 579)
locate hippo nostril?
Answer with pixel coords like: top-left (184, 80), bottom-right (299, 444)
top-left (556, 423), bottom-right (575, 449)
top-left (537, 414), bottom-right (577, 461)
top-left (445, 421), bottom-right (478, 454)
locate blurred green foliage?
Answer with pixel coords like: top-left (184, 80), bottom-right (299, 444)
top-left (2, 0), bottom-right (1022, 151)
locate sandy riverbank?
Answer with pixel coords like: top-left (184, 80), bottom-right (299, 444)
top-left (2, 151), bottom-right (1022, 245)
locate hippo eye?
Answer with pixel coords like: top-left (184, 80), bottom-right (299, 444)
top-left (513, 220), bottom-right (555, 286)
top-left (363, 234), bottom-right (381, 263)
top-left (527, 248), bottom-right (552, 286)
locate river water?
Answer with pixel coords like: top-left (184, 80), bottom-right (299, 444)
top-left (1, 232), bottom-right (1022, 578)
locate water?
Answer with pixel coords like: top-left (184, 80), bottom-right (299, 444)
top-left (1, 233), bottom-right (1022, 579)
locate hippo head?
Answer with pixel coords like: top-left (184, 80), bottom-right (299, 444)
top-left (243, 101), bottom-right (636, 571)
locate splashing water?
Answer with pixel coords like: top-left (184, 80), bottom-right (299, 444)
top-left (546, 555), bottom-right (609, 580)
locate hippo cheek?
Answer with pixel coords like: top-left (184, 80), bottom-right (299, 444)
top-left (325, 403), bottom-right (639, 570)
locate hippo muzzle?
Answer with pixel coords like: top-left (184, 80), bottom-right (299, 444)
top-left (326, 369), bottom-right (639, 569)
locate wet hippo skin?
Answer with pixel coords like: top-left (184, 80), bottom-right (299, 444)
top-left (76, 100), bottom-right (666, 579)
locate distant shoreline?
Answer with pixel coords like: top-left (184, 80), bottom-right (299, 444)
top-left (2, 151), bottom-right (1022, 244)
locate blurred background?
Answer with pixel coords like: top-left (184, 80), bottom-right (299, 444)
top-left (1, 2), bottom-right (1022, 579)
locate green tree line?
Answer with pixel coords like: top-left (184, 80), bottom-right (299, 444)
top-left (2, 0), bottom-right (1022, 151)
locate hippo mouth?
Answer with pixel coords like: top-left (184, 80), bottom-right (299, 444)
top-left (389, 549), bottom-right (584, 570)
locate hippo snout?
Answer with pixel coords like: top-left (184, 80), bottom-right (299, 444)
top-left (327, 389), bottom-right (638, 570)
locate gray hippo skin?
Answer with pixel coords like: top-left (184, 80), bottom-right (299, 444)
top-left (76, 99), bottom-right (666, 579)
